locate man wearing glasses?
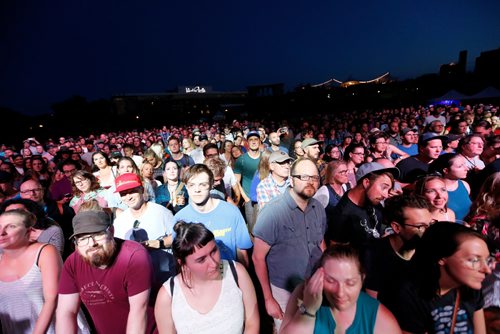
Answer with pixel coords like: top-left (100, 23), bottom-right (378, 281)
top-left (20, 179), bottom-right (75, 235)
top-left (364, 194), bottom-right (434, 302)
top-left (57, 210), bottom-right (154, 333)
top-left (252, 158), bottom-right (326, 331)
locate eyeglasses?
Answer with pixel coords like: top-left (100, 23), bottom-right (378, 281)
top-left (63, 168), bottom-right (76, 175)
top-left (351, 152), bottom-right (364, 156)
top-left (74, 230), bottom-right (108, 247)
top-left (21, 188), bottom-right (42, 195)
top-left (73, 179), bottom-right (88, 186)
top-left (292, 174), bottom-right (320, 182)
top-left (463, 256), bottom-right (496, 271)
top-left (186, 182), bottom-right (210, 190)
top-left (404, 220), bottom-right (437, 232)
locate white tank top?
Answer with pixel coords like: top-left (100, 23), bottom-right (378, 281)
top-left (167, 260), bottom-right (244, 334)
top-left (0, 244), bottom-right (90, 334)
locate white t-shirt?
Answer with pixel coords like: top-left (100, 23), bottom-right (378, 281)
top-left (113, 202), bottom-right (175, 242)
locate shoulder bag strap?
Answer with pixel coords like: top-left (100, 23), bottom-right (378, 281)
top-left (169, 277), bottom-right (175, 296)
top-left (228, 260), bottom-right (239, 288)
top-left (450, 289), bottom-right (461, 334)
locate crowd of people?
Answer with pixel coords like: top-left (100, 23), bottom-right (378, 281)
top-left (0, 102), bottom-right (499, 333)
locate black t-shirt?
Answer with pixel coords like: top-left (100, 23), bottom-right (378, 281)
top-left (364, 237), bottom-right (413, 303)
top-left (385, 282), bottom-right (483, 334)
top-left (396, 155), bottom-right (430, 184)
top-left (326, 191), bottom-right (383, 250)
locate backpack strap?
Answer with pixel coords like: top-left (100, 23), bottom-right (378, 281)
top-left (228, 260), bottom-right (239, 288)
top-left (169, 277), bottom-right (175, 296)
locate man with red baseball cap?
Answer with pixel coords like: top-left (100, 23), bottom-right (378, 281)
top-left (113, 173), bottom-right (176, 286)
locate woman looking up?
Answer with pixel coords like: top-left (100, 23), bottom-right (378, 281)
top-left (91, 151), bottom-right (116, 189)
top-left (429, 153), bottom-right (472, 222)
top-left (414, 175), bottom-right (456, 222)
top-left (0, 209), bottom-right (62, 334)
top-left (155, 221), bottom-right (259, 334)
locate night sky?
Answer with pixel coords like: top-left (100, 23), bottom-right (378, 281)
top-left (1, 0), bottom-right (499, 115)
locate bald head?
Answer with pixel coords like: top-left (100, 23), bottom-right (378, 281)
top-left (20, 179), bottom-right (44, 204)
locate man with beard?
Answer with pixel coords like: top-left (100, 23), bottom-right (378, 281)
top-left (326, 162), bottom-right (399, 252)
top-left (57, 211), bottom-right (154, 333)
top-left (268, 131), bottom-right (289, 153)
top-left (252, 158), bottom-right (326, 331)
top-left (301, 138), bottom-right (326, 183)
top-left (364, 195), bottom-right (433, 302)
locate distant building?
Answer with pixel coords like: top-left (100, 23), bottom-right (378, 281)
top-left (440, 50), bottom-right (467, 79)
top-left (112, 86), bottom-right (247, 122)
top-left (475, 48), bottom-right (500, 84)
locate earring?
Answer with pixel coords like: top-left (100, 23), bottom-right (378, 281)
top-left (219, 262), bottom-right (224, 276)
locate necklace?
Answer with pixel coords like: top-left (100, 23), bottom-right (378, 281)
top-left (359, 206), bottom-right (380, 238)
top-left (460, 153), bottom-right (476, 168)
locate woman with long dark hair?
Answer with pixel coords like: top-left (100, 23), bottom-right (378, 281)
top-left (155, 221), bottom-right (259, 334)
top-left (386, 223), bottom-right (493, 333)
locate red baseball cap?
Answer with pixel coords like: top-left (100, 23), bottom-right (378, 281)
top-left (114, 173), bottom-right (142, 193)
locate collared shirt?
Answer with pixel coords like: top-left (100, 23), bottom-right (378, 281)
top-left (256, 173), bottom-right (290, 209)
top-left (254, 189), bottom-right (326, 292)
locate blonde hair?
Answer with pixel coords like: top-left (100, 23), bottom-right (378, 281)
top-left (258, 150), bottom-right (272, 181)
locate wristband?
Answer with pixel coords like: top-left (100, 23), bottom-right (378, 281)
top-left (298, 303), bottom-right (316, 318)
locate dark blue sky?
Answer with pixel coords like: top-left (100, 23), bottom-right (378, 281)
top-left (1, 0), bottom-right (499, 115)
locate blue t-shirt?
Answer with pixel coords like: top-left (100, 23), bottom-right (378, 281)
top-left (397, 144), bottom-right (418, 157)
top-left (174, 200), bottom-right (253, 261)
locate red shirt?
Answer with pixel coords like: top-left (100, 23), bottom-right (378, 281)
top-left (59, 239), bottom-right (154, 333)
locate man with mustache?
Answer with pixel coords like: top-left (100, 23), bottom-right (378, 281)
top-left (56, 211), bottom-right (154, 333)
top-left (364, 195), bottom-right (434, 302)
top-left (252, 158), bottom-right (326, 332)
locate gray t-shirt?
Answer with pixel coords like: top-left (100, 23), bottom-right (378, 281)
top-left (37, 225), bottom-right (65, 255)
top-left (253, 189), bottom-right (326, 292)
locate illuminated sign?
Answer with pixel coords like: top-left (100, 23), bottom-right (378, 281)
top-left (179, 86), bottom-right (212, 94)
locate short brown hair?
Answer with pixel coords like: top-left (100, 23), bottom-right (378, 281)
top-left (182, 164), bottom-right (214, 187)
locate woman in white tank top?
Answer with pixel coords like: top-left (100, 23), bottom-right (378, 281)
top-left (155, 221), bottom-right (259, 334)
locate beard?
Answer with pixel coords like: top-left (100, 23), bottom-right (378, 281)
top-left (81, 238), bottom-right (117, 267)
top-left (296, 185), bottom-right (316, 200)
top-left (400, 234), bottom-right (422, 252)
